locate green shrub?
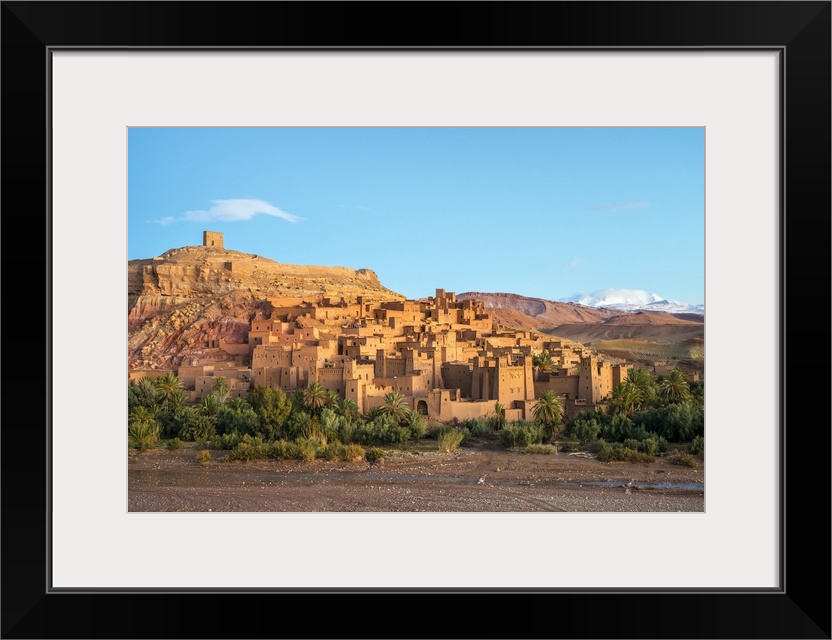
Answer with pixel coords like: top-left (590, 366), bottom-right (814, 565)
top-left (633, 403), bottom-right (704, 441)
top-left (558, 441), bottom-right (581, 452)
top-left (596, 440), bottom-right (615, 462)
top-left (302, 416), bottom-right (329, 447)
top-left (294, 438), bottom-right (318, 462)
top-left (602, 413), bottom-right (635, 441)
top-left (498, 425), bottom-right (517, 448)
top-left (318, 443), bottom-right (341, 461)
top-left (270, 439), bottom-right (294, 460)
top-left (498, 422), bottom-right (543, 448)
top-left (198, 449), bottom-right (211, 465)
top-left (226, 435), bottom-right (270, 461)
top-left (670, 450), bottom-right (698, 468)
top-left (595, 440), bottom-right (654, 463)
top-left (568, 416), bottom-right (602, 444)
top-left (165, 437), bottom-right (183, 450)
top-left (128, 421), bottom-right (160, 452)
top-left (461, 417), bottom-right (489, 437)
top-left (639, 437), bottom-right (659, 457)
top-left (340, 443), bottom-right (366, 462)
top-left (179, 414), bottom-right (216, 442)
top-left (354, 415), bottom-right (411, 445)
top-left (338, 419), bottom-right (357, 445)
top-left (215, 406), bottom-right (259, 437)
top-left (640, 435), bottom-right (668, 457)
top-left (226, 442), bottom-right (261, 462)
top-left (623, 438), bottom-right (641, 451)
top-left (438, 429), bottom-right (465, 452)
top-left (319, 408), bottom-right (342, 444)
top-left (621, 448), bottom-right (654, 463)
top-left (365, 447), bottom-right (386, 463)
top-left (524, 444), bottom-right (558, 455)
top-left (212, 430), bottom-right (244, 450)
top-left (404, 411), bottom-right (428, 440)
top-left (689, 435), bottom-right (704, 458)
top-left (283, 410), bottom-right (312, 440)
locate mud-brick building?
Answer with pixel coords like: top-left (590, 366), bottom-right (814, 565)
top-left (203, 230), bottom-right (224, 249)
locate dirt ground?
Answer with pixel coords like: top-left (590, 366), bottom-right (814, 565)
top-left (128, 440), bottom-right (705, 512)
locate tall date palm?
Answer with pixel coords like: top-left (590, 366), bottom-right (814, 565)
top-left (660, 369), bottom-right (691, 404)
top-left (302, 381), bottom-right (328, 415)
top-left (532, 390), bottom-right (565, 440)
top-left (379, 391), bottom-right (409, 425)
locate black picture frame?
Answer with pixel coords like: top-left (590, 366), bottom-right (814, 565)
top-left (2, 2), bottom-right (829, 638)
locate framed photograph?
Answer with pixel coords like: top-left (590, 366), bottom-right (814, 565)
top-left (3, 2), bottom-right (829, 638)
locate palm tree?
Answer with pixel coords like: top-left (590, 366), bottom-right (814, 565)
top-left (659, 369), bottom-right (691, 404)
top-left (197, 393), bottom-right (221, 416)
top-left (302, 381), bottom-right (328, 414)
top-left (129, 405), bottom-right (156, 427)
top-left (168, 389), bottom-right (188, 412)
top-left (289, 387), bottom-right (307, 413)
top-left (212, 376), bottom-right (230, 406)
top-left (532, 350), bottom-right (555, 379)
top-left (227, 397), bottom-right (249, 413)
top-left (128, 406), bottom-right (160, 451)
top-left (611, 381), bottom-right (643, 416)
top-left (379, 391), bottom-right (409, 425)
top-left (626, 367), bottom-right (656, 409)
top-left (154, 372), bottom-right (184, 412)
top-left (492, 401), bottom-right (506, 430)
top-left (334, 397), bottom-right (360, 421)
top-left (324, 389), bottom-right (340, 409)
top-left (532, 390), bottom-right (565, 440)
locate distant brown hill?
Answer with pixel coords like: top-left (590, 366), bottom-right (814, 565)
top-left (546, 323), bottom-right (704, 344)
top-left (458, 291), bottom-right (704, 344)
top-left (669, 313), bottom-right (705, 324)
top-left (128, 244), bottom-right (404, 370)
top-left (601, 310), bottom-right (703, 326)
top-left (457, 292), bottom-right (616, 329)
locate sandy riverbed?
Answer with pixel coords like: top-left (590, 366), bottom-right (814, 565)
top-left (128, 441), bottom-right (704, 513)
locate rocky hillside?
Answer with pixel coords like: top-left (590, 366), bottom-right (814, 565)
top-left (128, 244), bottom-right (404, 370)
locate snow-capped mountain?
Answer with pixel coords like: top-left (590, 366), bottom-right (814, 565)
top-left (562, 289), bottom-right (704, 314)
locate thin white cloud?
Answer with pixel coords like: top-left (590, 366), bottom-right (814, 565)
top-left (553, 256), bottom-right (590, 271)
top-left (586, 202), bottom-right (650, 212)
top-left (149, 198), bottom-right (300, 225)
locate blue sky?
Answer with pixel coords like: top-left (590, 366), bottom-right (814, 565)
top-left (128, 127), bottom-right (704, 306)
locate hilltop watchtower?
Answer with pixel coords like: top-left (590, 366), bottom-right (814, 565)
top-left (203, 231), bottom-right (223, 249)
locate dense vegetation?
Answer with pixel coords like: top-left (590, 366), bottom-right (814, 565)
top-left (128, 367), bottom-right (703, 465)
top-left (562, 368), bottom-right (705, 463)
top-left (128, 378), bottom-right (444, 462)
